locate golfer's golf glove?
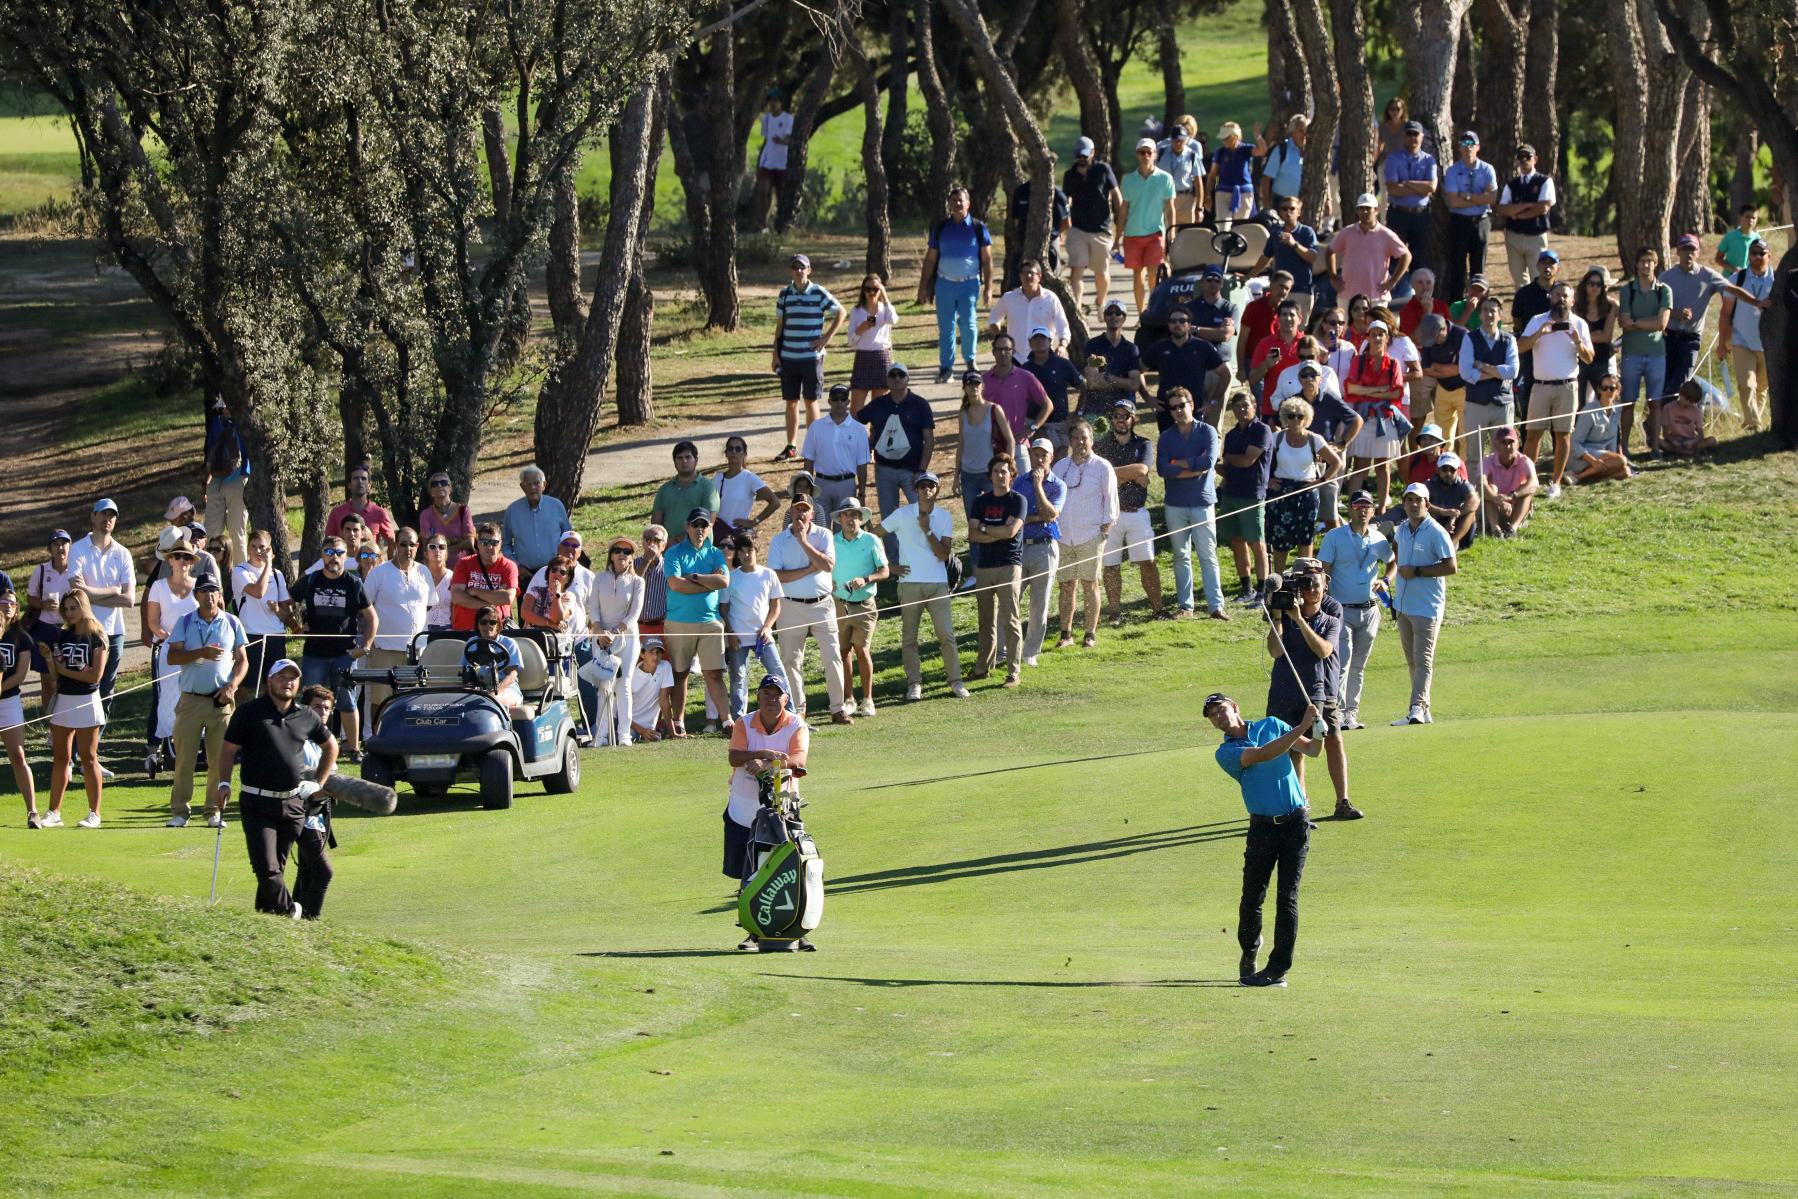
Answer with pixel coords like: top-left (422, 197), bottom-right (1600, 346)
top-left (294, 780), bottom-right (322, 801)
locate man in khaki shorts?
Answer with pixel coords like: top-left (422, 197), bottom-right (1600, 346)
top-left (1063, 135), bottom-right (1122, 314)
top-left (830, 497), bottom-right (887, 718)
top-left (661, 508), bottom-right (731, 735)
top-left (1052, 418), bottom-right (1118, 649)
top-left (1516, 280), bottom-right (1592, 498)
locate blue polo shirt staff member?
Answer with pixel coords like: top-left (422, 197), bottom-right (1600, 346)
top-left (1205, 690), bottom-right (1320, 987)
top-left (1441, 130), bottom-right (1499, 303)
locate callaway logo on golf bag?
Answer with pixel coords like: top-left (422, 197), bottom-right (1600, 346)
top-left (737, 769), bottom-right (823, 943)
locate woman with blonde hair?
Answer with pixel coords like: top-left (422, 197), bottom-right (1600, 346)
top-left (1206, 121), bottom-right (1256, 228)
top-left (0, 582), bottom-right (40, 827)
top-left (1266, 396), bottom-right (1342, 572)
top-left (846, 274), bottom-right (898, 413)
top-left (38, 590), bottom-right (109, 828)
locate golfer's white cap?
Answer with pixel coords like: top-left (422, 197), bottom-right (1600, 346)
top-left (1403, 482), bottom-right (1431, 500)
top-left (266, 657), bottom-right (302, 679)
top-left (1355, 193), bottom-right (1378, 209)
top-left (1136, 137), bottom-right (1157, 152)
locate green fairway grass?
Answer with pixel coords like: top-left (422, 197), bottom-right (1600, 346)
top-left (3, 448), bottom-right (1795, 1197)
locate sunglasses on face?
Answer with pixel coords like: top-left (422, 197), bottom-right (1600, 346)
top-left (321, 549), bottom-right (346, 557)
top-left (478, 620), bottom-right (501, 628)
top-left (426, 542), bottom-right (447, 551)
top-left (609, 547), bottom-right (632, 557)
top-left (430, 478), bottom-right (450, 487)
top-left (1598, 384), bottom-right (1620, 392)
top-left (478, 538), bottom-right (501, 547)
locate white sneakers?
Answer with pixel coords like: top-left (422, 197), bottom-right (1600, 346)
top-left (857, 698), bottom-right (877, 718)
top-left (950, 684), bottom-right (970, 699)
top-left (1022, 656), bottom-right (1040, 668)
top-left (166, 815), bottom-right (189, 828)
top-left (904, 684), bottom-right (923, 702)
top-left (207, 812), bottom-right (226, 829)
top-left (39, 811), bottom-right (63, 828)
top-left (76, 812), bottom-right (102, 829)
top-left (290, 902), bottom-right (305, 921)
top-left (1392, 706), bottom-right (1431, 726)
top-left (1545, 482), bottom-right (1563, 500)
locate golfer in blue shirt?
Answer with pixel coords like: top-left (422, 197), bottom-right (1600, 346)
top-left (1206, 690), bottom-right (1319, 987)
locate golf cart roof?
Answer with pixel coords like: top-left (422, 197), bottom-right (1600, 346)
top-left (1168, 221), bottom-right (1270, 275)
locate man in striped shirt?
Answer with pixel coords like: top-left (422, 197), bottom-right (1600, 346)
top-left (773, 254), bottom-right (847, 462)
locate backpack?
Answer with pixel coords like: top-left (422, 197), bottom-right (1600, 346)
top-left (922, 216), bottom-right (988, 293)
top-left (207, 416), bottom-right (244, 477)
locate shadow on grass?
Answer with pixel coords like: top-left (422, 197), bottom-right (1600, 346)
top-left (763, 974), bottom-right (1246, 988)
top-left (574, 949), bottom-right (747, 959)
top-left (856, 747), bottom-right (1177, 791)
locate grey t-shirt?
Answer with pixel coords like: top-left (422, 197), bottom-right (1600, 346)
top-left (1659, 265), bottom-right (1726, 334)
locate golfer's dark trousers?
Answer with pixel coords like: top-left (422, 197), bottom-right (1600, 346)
top-left (1444, 214), bottom-right (1491, 302)
top-left (293, 826), bottom-right (334, 919)
top-left (241, 795), bottom-right (305, 915)
top-left (1239, 814), bottom-right (1311, 977)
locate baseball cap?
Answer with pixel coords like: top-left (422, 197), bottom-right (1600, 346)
top-left (1111, 396), bottom-right (1138, 412)
top-left (93, 498), bottom-right (118, 515)
top-left (1365, 319), bottom-right (1390, 334)
top-left (962, 369), bottom-right (984, 385)
top-left (1494, 425), bottom-right (1519, 442)
top-left (828, 383), bottom-right (851, 402)
top-left (1028, 437), bottom-right (1054, 454)
top-left (1297, 362), bottom-right (1321, 378)
top-left (915, 471), bottom-right (940, 487)
top-left (887, 362), bottom-right (910, 378)
top-left (1538, 248), bottom-right (1560, 263)
top-left (164, 496), bottom-right (194, 522)
top-left (758, 673), bottom-right (789, 694)
top-left (1102, 298), bottom-right (1127, 315)
top-left (1402, 120), bottom-right (1423, 134)
top-left (1436, 452), bottom-right (1463, 469)
top-left (1347, 490), bottom-right (1376, 507)
top-left (1201, 691), bottom-right (1232, 716)
top-left (640, 637), bottom-right (665, 652)
top-left (685, 507), bottom-right (713, 526)
top-left (1516, 143), bottom-right (1537, 157)
top-left (1403, 482), bottom-right (1432, 500)
top-left (1354, 192), bottom-right (1378, 209)
top-left (266, 657), bottom-right (302, 679)
top-left (1675, 233), bottom-right (1701, 249)
top-left (788, 253), bottom-right (810, 269)
top-left (558, 531), bottom-right (583, 547)
top-left (1417, 422), bottom-right (1445, 443)
top-left (1135, 137), bottom-right (1157, 152)
top-left (188, 521), bottom-right (207, 538)
top-left (1074, 135), bottom-right (1095, 157)
top-left (1468, 273), bottom-right (1490, 289)
top-left (1458, 130), bottom-right (1480, 144)
top-left (194, 576), bottom-right (222, 593)
top-left (788, 496), bottom-right (814, 512)
top-left (1200, 263), bottom-right (1223, 278)
top-left (49, 528), bottom-right (71, 543)
top-left (1029, 326), bottom-right (1052, 340)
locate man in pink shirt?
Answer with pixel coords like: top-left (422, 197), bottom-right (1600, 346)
top-left (1478, 425), bottom-right (1538, 538)
top-left (324, 463), bottom-right (398, 549)
top-left (981, 332), bottom-right (1053, 442)
top-left (1328, 194), bottom-right (1411, 307)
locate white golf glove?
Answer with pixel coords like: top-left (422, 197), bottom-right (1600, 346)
top-left (294, 780), bottom-right (322, 801)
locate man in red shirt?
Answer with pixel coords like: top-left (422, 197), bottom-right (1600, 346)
top-left (450, 521), bottom-right (520, 631)
top-left (1396, 268), bottom-right (1449, 338)
top-left (324, 463), bottom-right (397, 550)
top-left (1248, 299), bottom-right (1305, 417)
top-left (1236, 271), bottom-right (1294, 380)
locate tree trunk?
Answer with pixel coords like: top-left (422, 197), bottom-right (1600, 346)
top-left (616, 83), bottom-right (665, 428)
top-left (339, 386), bottom-right (369, 475)
top-left (1523, 0), bottom-right (1559, 174)
top-left (1330, 0), bottom-right (1378, 218)
top-left (845, 35), bottom-right (893, 281)
top-left (1729, 126), bottom-right (1760, 217)
top-left (1452, 14), bottom-right (1479, 136)
top-left (1154, 0), bottom-right (1186, 137)
top-left (882, 0), bottom-right (911, 180)
top-left (1474, 0), bottom-right (1526, 175)
top-left (1266, 0), bottom-right (1310, 139)
top-left (968, 85), bottom-right (1013, 224)
top-left (545, 161), bottom-right (587, 350)
top-left (1672, 78), bottom-right (1712, 236)
top-left (298, 461), bottom-right (330, 572)
top-left (1099, 58), bottom-right (1125, 163)
top-left (776, 44), bottom-right (840, 233)
top-left (1609, 0), bottom-right (1691, 268)
top-left (914, 0), bottom-right (958, 205)
top-left (1055, 0), bottom-right (1113, 166)
top-left (239, 416), bottom-right (291, 578)
top-left (482, 104), bottom-right (513, 226)
top-left (1396, 0), bottom-right (1477, 273)
top-left (1769, 243), bottom-right (1798, 448)
top-left (1292, 0), bottom-right (1339, 226)
top-left (532, 81), bottom-right (662, 505)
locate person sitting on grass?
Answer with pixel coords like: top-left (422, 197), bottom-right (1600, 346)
top-left (1478, 426), bottom-right (1539, 539)
top-left (462, 605), bottom-right (524, 711)
top-left (628, 637), bottom-right (673, 743)
top-left (1566, 373), bottom-right (1636, 484)
top-left (1660, 380), bottom-right (1718, 458)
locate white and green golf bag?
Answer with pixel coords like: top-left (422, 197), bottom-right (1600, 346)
top-left (737, 776), bottom-right (823, 947)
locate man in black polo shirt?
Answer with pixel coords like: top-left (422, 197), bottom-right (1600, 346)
top-left (216, 658), bottom-right (336, 918)
top-left (289, 536), bottom-right (375, 761)
top-left (1063, 135), bottom-right (1122, 314)
top-left (1141, 308), bottom-right (1227, 429)
top-left (1265, 571), bottom-right (1360, 820)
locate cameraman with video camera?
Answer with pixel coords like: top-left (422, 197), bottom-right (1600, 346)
top-left (1263, 570), bottom-right (1361, 820)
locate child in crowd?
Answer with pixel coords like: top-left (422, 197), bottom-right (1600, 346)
top-left (1660, 381), bottom-right (1717, 458)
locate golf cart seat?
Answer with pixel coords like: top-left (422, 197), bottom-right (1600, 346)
top-left (417, 634), bottom-right (550, 717)
top-left (1168, 220), bottom-right (1270, 275)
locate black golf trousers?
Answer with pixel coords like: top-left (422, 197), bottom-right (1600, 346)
top-left (1239, 815), bottom-right (1311, 977)
top-left (293, 825), bottom-right (334, 919)
top-left (241, 796), bottom-right (305, 916)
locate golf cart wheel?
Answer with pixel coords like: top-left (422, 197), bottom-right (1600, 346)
top-left (544, 737), bottom-right (581, 795)
top-left (478, 750), bottom-right (514, 810)
top-left (360, 753), bottom-right (395, 789)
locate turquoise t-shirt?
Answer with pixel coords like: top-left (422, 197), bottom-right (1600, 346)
top-left (1716, 228), bottom-right (1758, 271)
top-left (832, 531), bottom-right (887, 602)
top-left (662, 539), bottom-right (728, 623)
top-left (1121, 167), bottom-right (1177, 238)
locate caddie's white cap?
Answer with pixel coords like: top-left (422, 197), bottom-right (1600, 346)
top-left (266, 657), bottom-right (302, 679)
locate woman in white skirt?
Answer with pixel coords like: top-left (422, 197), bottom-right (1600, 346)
top-left (37, 591), bottom-right (109, 828)
top-left (845, 274), bottom-right (898, 414)
top-left (1344, 319), bottom-right (1408, 511)
top-left (0, 583), bottom-right (40, 827)
top-left (587, 537), bottom-right (645, 746)
top-left (142, 537), bottom-right (199, 779)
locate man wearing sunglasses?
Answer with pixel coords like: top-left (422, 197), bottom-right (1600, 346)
top-left (450, 522), bottom-right (518, 633)
top-left (289, 536), bottom-right (376, 762)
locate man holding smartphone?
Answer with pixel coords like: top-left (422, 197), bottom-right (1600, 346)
top-left (1517, 280), bottom-right (1593, 497)
top-left (164, 576), bottom-right (248, 828)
